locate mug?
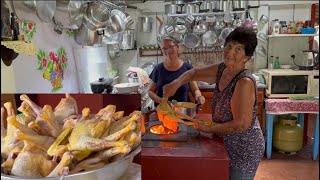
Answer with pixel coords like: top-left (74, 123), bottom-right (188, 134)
top-left (259, 15), bottom-right (269, 25)
top-left (257, 32), bottom-right (268, 43)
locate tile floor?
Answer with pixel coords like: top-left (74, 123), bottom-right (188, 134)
top-left (255, 144), bottom-right (319, 180)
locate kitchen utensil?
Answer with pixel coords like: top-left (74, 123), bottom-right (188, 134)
top-left (114, 83), bottom-right (140, 94)
top-left (172, 101), bottom-right (201, 118)
top-left (259, 14), bottom-right (269, 25)
top-left (176, 4), bottom-right (186, 14)
top-left (202, 30), bottom-right (217, 45)
top-left (185, 15), bottom-right (195, 25)
top-left (1, 145), bottom-right (141, 180)
top-left (223, 13), bottom-right (233, 23)
top-left (83, 2), bottom-right (110, 30)
top-left (220, 0), bottom-right (230, 12)
top-left (183, 33), bottom-right (201, 49)
top-left (156, 16), bottom-right (165, 37)
top-left (186, 4), bottom-right (197, 14)
top-left (257, 32), bottom-right (268, 43)
top-left (232, 0), bottom-right (247, 11)
top-left (165, 4), bottom-right (177, 14)
top-left (292, 50), bottom-right (319, 70)
top-left (12, 0), bottom-right (56, 23)
top-left (75, 23), bottom-right (102, 46)
top-left (53, 0), bottom-right (84, 29)
top-left (199, 1), bottom-right (211, 13)
top-left (90, 77), bottom-right (116, 93)
top-left (110, 9), bottom-right (126, 32)
top-left (280, 65), bottom-right (292, 69)
top-left (211, 1), bottom-right (221, 12)
top-left (121, 29), bottom-right (135, 49)
top-left (139, 16), bottom-right (154, 32)
top-left (218, 27), bottom-right (234, 45)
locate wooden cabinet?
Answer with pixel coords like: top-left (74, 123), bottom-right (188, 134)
top-left (257, 88), bottom-right (265, 129)
top-left (191, 88), bottom-right (265, 128)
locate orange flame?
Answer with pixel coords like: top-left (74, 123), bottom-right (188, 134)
top-left (150, 124), bottom-right (176, 135)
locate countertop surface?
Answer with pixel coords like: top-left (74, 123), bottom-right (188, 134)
top-left (198, 83), bottom-right (267, 91)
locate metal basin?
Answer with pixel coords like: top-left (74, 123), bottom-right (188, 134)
top-left (1, 145), bottom-right (141, 180)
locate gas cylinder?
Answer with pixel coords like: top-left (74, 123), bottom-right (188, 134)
top-left (273, 115), bottom-right (303, 152)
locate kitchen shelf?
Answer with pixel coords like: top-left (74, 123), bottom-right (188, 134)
top-left (139, 48), bottom-right (163, 57)
top-left (268, 34), bottom-right (319, 38)
top-left (167, 10), bottom-right (246, 17)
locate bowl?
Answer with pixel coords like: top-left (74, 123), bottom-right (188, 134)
top-left (300, 28), bottom-right (316, 34)
top-left (280, 64), bottom-right (292, 69)
top-left (114, 83), bottom-right (140, 94)
top-left (1, 145), bottom-right (141, 180)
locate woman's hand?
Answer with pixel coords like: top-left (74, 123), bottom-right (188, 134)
top-left (195, 94), bottom-right (205, 112)
top-left (194, 120), bottom-right (211, 133)
top-left (163, 80), bottom-right (180, 99)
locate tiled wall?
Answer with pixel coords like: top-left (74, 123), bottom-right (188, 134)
top-left (115, 1), bottom-right (315, 83)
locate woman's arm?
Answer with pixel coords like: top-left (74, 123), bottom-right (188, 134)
top-left (196, 78), bottom-right (255, 134)
top-left (163, 64), bottom-right (219, 98)
top-left (148, 81), bottom-right (162, 104)
top-left (189, 81), bottom-right (205, 105)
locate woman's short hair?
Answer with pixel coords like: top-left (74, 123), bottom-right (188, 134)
top-left (224, 27), bottom-right (257, 57)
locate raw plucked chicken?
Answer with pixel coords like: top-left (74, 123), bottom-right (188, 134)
top-left (54, 94), bottom-right (78, 125)
top-left (1, 94), bottom-right (141, 178)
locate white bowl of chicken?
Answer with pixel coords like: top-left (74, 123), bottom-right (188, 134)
top-left (1, 94), bottom-right (141, 180)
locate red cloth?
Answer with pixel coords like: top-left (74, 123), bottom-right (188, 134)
top-left (265, 99), bottom-right (319, 114)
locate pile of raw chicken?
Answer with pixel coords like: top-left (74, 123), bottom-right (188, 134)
top-left (1, 94), bottom-right (141, 178)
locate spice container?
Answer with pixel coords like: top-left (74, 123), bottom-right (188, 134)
top-left (280, 21), bottom-right (287, 34)
top-left (295, 21), bottom-right (304, 34)
top-left (287, 21), bottom-right (296, 34)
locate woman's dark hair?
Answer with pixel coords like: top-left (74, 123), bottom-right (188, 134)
top-left (224, 27), bottom-right (257, 56)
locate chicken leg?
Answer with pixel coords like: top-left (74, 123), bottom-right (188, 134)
top-left (36, 105), bottom-right (61, 138)
top-left (47, 151), bottom-right (74, 177)
top-left (54, 94), bottom-right (78, 125)
top-left (20, 94), bottom-right (42, 116)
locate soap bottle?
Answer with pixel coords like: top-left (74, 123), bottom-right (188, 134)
top-left (272, 19), bottom-right (280, 35)
top-left (274, 56), bottom-right (280, 69)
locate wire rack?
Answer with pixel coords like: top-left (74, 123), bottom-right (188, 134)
top-left (89, 0), bottom-right (126, 11)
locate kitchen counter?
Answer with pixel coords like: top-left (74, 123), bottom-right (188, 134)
top-left (141, 114), bottom-right (229, 180)
top-left (198, 83), bottom-right (267, 91)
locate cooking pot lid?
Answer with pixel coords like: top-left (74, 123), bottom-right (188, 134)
top-left (90, 77), bottom-right (114, 86)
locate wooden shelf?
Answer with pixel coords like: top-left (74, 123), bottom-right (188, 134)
top-left (139, 48), bottom-right (163, 57)
top-left (268, 34), bottom-right (319, 38)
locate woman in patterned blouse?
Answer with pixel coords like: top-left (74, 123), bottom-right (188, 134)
top-left (163, 27), bottom-right (265, 180)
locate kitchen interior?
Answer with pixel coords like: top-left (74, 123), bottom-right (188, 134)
top-left (0, 0), bottom-right (319, 180)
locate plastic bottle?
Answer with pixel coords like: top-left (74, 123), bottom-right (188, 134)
top-left (269, 56), bottom-right (274, 69)
top-left (274, 57), bottom-right (280, 69)
top-left (272, 19), bottom-right (281, 35)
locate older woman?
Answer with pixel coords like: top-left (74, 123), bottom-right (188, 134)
top-left (148, 35), bottom-right (205, 107)
top-left (163, 27), bottom-right (265, 180)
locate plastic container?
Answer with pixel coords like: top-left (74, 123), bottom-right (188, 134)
top-left (300, 28), bottom-right (316, 34)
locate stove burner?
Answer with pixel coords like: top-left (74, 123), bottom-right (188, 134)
top-left (142, 121), bottom-right (188, 142)
top-left (149, 124), bottom-right (177, 135)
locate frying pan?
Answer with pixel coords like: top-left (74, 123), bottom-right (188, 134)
top-left (183, 33), bottom-right (201, 49)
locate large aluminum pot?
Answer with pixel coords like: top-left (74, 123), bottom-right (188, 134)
top-left (53, 0), bottom-right (84, 29)
top-left (75, 23), bottom-right (103, 46)
top-left (1, 146), bottom-right (141, 180)
top-left (173, 102), bottom-right (200, 118)
top-left (139, 16), bottom-right (153, 33)
top-left (12, 0), bottom-right (56, 23)
top-left (232, 0), bottom-right (247, 11)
